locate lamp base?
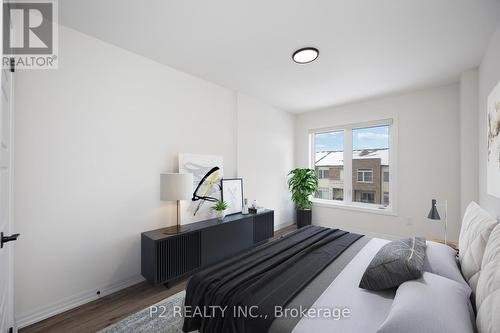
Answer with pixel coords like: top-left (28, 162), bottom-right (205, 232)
top-left (163, 200), bottom-right (191, 235)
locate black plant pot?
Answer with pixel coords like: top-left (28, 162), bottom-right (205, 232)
top-left (296, 209), bottom-right (312, 228)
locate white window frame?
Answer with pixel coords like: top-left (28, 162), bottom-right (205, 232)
top-left (309, 118), bottom-right (398, 216)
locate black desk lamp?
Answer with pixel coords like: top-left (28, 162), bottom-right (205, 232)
top-left (427, 199), bottom-right (448, 245)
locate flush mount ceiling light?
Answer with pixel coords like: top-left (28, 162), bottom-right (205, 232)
top-left (292, 47), bottom-right (319, 64)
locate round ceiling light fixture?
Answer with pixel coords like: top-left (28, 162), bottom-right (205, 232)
top-left (292, 47), bottom-right (319, 64)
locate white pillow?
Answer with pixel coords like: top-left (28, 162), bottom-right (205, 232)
top-left (476, 260), bottom-right (500, 333)
top-left (376, 272), bottom-right (473, 333)
top-left (476, 224), bottom-right (500, 333)
top-left (459, 202), bottom-right (497, 293)
top-left (424, 241), bottom-right (468, 288)
top-left (481, 223), bottom-right (500, 269)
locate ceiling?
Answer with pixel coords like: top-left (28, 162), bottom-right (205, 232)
top-left (59, 0), bottom-right (500, 113)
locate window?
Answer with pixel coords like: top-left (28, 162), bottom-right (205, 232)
top-left (383, 171), bottom-right (389, 182)
top-left (357, 169), bottom-right (373, 183)
top-left (333, 189), bottom-right (344, 201)
top-left (383, 192), bottom-right (389, 205)
top-left (310, 120), bottom-right (395, 214)
top-left (316, 187), bottom-right (330, 199)
top-left (359, 191), bottom-right (375, 203)
top-left (318, 169), bottom-right (330, 179)
top-left (313, 130), bottom-right (344, 201)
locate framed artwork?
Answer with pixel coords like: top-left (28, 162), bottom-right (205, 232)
top-left (487, 81), bottom-right (500, 199)
top-left (179, 153), bottom-right (223, 224)
top-left (221, 178), bottom-right (244, 215)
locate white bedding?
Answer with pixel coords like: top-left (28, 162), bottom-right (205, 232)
top-left (292, 238), bottom-right (394, 333)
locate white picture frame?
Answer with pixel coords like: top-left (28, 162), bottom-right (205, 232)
top-left (221, 178), bottom-right (244, 215)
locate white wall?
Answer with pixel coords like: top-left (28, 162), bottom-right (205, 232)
top-left (295, 84), bottom-right (461, 241)
top-left (459, 69), bottom-right (479, 217)
top-left (14, 25), bottom-right (293, 327)
top-left (236, 93), bottom-right (295, 229)
top-left (478, 22), bottom-right (500, 219)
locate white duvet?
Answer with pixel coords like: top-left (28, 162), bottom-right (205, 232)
top-left (292, 238), bottom-right (394, 333)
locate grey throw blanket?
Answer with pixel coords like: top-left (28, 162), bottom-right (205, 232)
top-left (183, 225), bottom-right (362, 333)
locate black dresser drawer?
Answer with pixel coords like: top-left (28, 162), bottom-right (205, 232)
top-left (201, 216), bottom-right (253, 266)
top-left (254, 211), bottom-right (274, 243)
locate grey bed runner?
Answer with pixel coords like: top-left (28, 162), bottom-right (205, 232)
top-left (182, 226), bottom-right (363, 333)
top-left (269, 236), bottom-right (370, 333)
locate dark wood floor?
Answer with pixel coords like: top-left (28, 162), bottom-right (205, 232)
top-left (20, 224), bottom-right (297, 333)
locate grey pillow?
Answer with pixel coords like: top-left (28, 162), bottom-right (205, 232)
top-left (423, 241), bottom-right (469, 288)
top-left (377, 272), bottom-right (474, 333)
top-left (359, 237), bottom-right (426, 290)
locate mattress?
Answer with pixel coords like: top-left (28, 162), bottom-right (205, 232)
top-left (270, 238), bottom-right (394, 333)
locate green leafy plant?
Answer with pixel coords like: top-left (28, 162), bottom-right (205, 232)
top-left (212, 200), bottom-right (228, 212)
top-left (287, 168), bottom-right (319, 210)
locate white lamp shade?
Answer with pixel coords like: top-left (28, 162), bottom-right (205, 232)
top-left (160, 173), bottom-right (193, 201)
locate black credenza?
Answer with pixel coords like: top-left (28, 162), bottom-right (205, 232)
top-left (141, 210), bottom-right (274, 286)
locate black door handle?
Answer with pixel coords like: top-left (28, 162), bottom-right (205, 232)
top-left (1, 232), bottom-right (20, 248)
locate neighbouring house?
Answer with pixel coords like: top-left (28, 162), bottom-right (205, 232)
top-left (315, 148), bottom-right (389, 205)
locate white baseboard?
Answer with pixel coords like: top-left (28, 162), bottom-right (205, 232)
top-left (16, 275), bottom-right (145, 329)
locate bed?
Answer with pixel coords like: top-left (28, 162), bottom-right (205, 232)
top-left (181, 201), bottom-right (500, 333)
top-left (271, 237), bottom-right (394, 333)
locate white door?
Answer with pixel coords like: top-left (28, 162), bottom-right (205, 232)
top-left (0, 2), bottom-right (16, 330)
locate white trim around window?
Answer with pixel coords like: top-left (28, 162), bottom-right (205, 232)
top-left (309, 118), bottom-right (398, 216)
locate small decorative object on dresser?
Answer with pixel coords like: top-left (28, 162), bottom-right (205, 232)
top-left (221, 178), bottom-right (244, 215)
top-left (249, 205), bottom-right (266, 214)
top-left (211, 200), bottom-right (228, 221)
top-left (287, 168), bottom-right (319, 228)
top-left (242, 198), bottom-right (249, 215)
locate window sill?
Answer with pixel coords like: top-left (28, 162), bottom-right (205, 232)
top-left (311, 199), bottom-right (397, 216)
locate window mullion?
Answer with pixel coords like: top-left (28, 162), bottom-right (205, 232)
top-left (344, 128), bottom-right (353, 203)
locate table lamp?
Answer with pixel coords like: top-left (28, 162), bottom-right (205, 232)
top-left (427, 199), bottom-right (448, 245)
top-left (161, 173), bottom-right (193, 234)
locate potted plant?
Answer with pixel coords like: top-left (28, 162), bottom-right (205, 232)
top-left (212, 200), bottom-right (228, 221)
top-left (287, 168), bottom-right (319, 228)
